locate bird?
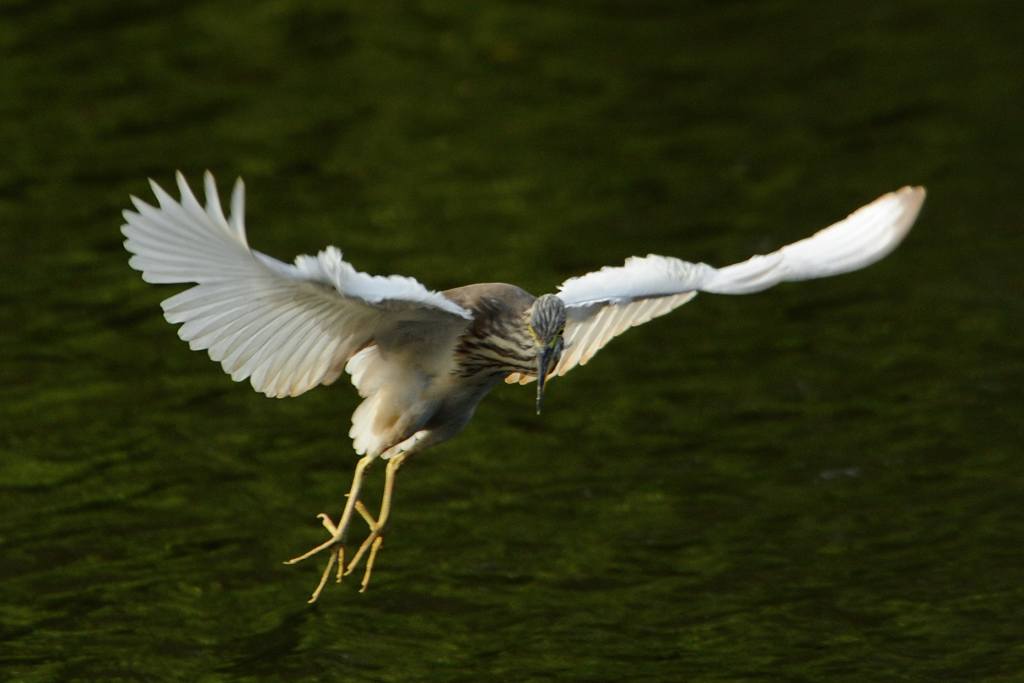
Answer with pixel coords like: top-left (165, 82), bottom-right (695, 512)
top-left (122, 171), bottom-right (926, 602)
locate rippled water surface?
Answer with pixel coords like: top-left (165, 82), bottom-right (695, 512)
top-left (2, 2), bottom-right (1023, 681)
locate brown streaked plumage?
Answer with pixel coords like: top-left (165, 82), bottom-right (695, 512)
top-left (447, 283), bottom-right (539, 378)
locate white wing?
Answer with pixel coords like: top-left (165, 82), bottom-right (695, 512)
top-left (508, 185), bottom-right (925, 384)
top-left (123, 171), bottom-right (472, 398)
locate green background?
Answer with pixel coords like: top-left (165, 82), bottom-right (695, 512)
top-left (2, 1), bottom-right (1022, 681)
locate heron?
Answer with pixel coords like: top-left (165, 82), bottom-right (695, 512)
top-left (122, 172), bottom-right (925, 602)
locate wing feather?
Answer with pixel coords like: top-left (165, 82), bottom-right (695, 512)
top-left (515, 186), bottom-right (925, 384)
top-left (263, 309), bottom-right (339, 396)
top-left (123, 171), bottom-right (472, 398)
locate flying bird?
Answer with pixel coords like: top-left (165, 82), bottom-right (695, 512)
top-left (122, 172), bottom-right (925, 602)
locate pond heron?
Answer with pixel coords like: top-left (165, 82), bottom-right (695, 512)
top-left (122, 172), bottom-right (925, 602)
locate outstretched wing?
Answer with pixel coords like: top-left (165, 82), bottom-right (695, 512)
top-left (507, 185), bottom-right (925, 384)
top-left (123, 172), bottom-right (472, 398)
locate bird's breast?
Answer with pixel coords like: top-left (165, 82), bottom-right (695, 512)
top-left (453, 334), bottom-right (536, 379)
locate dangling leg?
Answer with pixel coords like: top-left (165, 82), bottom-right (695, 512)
top-left (345, 452), bottom-right (408, 591)
top-left (284, 454), bottom-right (374, 603)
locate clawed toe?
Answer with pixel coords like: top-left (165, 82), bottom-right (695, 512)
top-left (317, 513), bottom-right (338, 534)
top-left (343, 534), bottom-right (384, 592)
top-left (284, 533), bottom-right (340, 565)
top-left (306, 546), bottom-right (342, 603)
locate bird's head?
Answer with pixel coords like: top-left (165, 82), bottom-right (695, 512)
top-left (527, 294), bottom-right (567, 415)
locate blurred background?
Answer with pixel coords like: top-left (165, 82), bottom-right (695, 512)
top-left (1, 1), bottom-right (1022, 681)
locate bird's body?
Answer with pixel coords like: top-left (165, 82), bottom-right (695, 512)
top-left (347, 282), bottom-right (539, 461)
top-left (122, 172), bottom-right (925, 601)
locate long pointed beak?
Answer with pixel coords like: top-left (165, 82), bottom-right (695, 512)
top-left (536, 348), bottom-right (552, 415)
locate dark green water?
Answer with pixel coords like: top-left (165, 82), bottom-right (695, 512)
top-left (2, 1), bottom-right (1023, 681)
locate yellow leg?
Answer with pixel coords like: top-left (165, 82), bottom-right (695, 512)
top-left (284, 454), bottom-right (373, 603)
top-left (345, 453), bottom-right (407, 590)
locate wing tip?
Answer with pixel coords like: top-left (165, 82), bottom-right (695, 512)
top-left (887, 184), bottom-right (927, 240)
top-left (881, 185), bottom-right (926, 220)
top-left (894, 184), bottom-right (927, 207)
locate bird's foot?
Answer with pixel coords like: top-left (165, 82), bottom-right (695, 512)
top-left (285, 453), bottom-right (405, 602)
top-left (320, 503), bottom-right (385, 592)
top-left (284, 503), bottom-right (385, 602)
